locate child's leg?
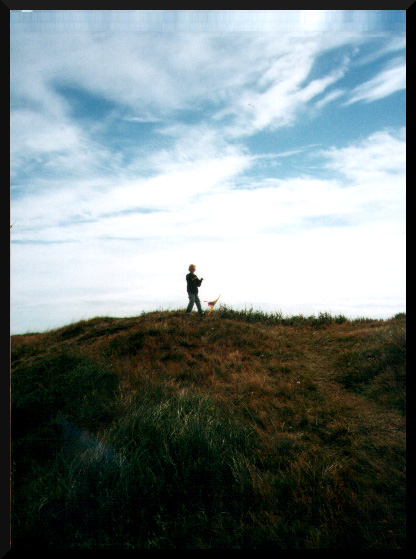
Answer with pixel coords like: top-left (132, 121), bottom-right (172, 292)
top-left (186, 293), bottom-right (195, 314)
top-left (195, 294), bottom-right (203, 315)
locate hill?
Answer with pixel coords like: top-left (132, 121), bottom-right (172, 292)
top-left (10, 308), bottom-right (406, 549)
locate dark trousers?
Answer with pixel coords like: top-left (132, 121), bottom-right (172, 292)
top-left (186, 292), bottom-right (203, 314)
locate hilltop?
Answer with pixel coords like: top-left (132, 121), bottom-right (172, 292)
top-left (11, 308), bottom-right (406, 549)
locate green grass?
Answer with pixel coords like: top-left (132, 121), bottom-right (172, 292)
top-left (11, 309), bottom-right (406, 549)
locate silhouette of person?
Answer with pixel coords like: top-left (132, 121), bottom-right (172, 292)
top-left (185, 264), bottom-right (204, 316)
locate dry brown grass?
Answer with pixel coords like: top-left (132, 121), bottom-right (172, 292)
top-left (11, 309), bottom-right (405, 549)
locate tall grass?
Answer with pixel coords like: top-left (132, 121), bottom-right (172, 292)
top-left (11, 311), bottom-right (406, 549)
top-left (216, 304), bottom-right (385, 327)
top-left (12, 380), bottom-right (259, 548)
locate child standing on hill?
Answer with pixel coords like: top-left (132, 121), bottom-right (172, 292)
top-left (185, 264), bottom-right (204, 316)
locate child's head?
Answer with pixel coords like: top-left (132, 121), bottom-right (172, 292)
top-left (189, 264), bottom-right (196, 273)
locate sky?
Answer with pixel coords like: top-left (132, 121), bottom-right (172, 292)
top-left (10, 10), bottom-right (406, 334)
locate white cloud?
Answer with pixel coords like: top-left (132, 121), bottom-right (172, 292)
top-left (11, 109), bottom-right (85, 173)
top-left (122, 115), bottom-right (163, 123)
top-left (214, 41), bottom-right (355, 138)
top-left (346, 57), bottom-right (406, 104)
top-left (10, 26), bottom-right (406, 332)
top-left (10, 29), bottom-right (365, 182)
top-left (314, 89), bottom-right (345, 110)
top-left (355, 36), bottom-right (406, 66)
top-left (12, 125), bottom-right (405, 254)
top-left (10, 146), bottom-right (251, 243)
top-left (322, 127), bottom-right (406, 183)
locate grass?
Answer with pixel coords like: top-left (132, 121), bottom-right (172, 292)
top-left (10, 308), bottom-right (406, 549)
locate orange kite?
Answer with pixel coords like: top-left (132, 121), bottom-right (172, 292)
top-left (205, 294), bottom-right (221, 316)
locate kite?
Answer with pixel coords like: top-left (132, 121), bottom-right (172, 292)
top-left (204, 294), bottom-right (221, 316)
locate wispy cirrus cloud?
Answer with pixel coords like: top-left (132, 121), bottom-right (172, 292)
top-left (345, 56), bottom-right (405, 104)
top-left (10, 29), bottom-right (375, 185)
top-left (11, 33), bottom-right (405, 234)
top-left (212, 41), bottom-right (350, 137)
top-left (322, 127), bottom-right (406, 183)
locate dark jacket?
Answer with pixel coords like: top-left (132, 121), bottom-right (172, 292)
top-left (186, 273), bottom-right (203, 294)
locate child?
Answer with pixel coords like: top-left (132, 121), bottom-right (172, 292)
top-left (185, 264), bottom-right (204, 316)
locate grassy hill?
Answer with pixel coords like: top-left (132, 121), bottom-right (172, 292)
top-left (11, 307), bottom-right (406, 549)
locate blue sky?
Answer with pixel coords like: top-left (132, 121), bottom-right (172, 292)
top-left (10, 10), bottom-right (406, 334)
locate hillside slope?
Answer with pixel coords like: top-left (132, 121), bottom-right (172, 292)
top-left (11, 309), bottom-right (406, 549)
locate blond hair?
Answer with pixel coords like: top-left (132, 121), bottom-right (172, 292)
top-left (188, 264), bottom-right (196, 271)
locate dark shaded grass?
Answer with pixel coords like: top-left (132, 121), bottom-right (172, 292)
top-left (12, 350), bottom-right (118, 436)
top-left (10, 311), bottom-right (406, 549)
top-left (12, 384), bottom-right (260, 549)
top-left (333, 321), bottom-right (406, 413)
